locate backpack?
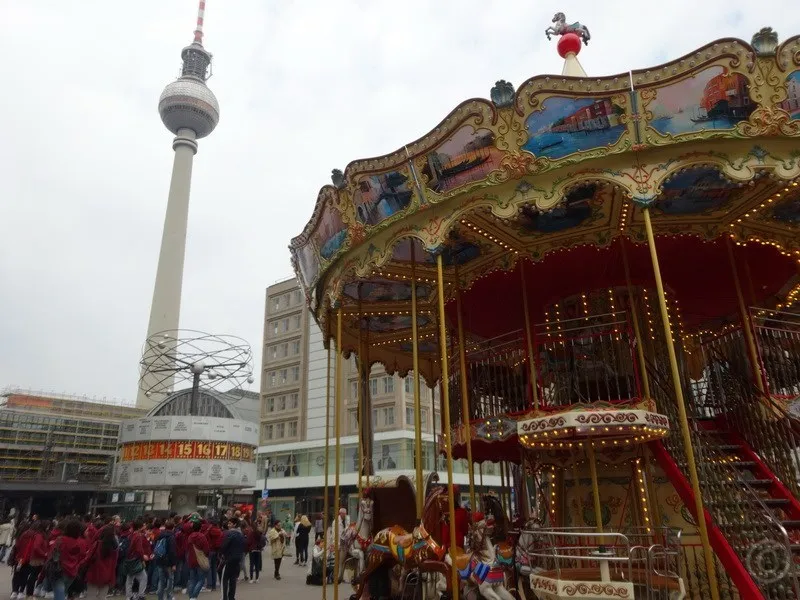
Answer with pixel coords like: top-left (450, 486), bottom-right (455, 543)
top-left (153, 537), bottom-right (168, 561)
top-left (118, 536), bottom-right (130, 559)
top-left (44, 539), bottom-right (62, 583)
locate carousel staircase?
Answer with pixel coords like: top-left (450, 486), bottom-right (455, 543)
top-left (646, 356), bottom-right (800, 599)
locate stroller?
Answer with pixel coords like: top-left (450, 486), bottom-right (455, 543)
top-left (306, 540), bottom-right (335, 586)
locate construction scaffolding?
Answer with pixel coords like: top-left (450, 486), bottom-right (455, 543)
top-left (0, 388), bottom-right (146, 485)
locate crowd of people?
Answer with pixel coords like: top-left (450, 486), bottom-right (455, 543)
top-left (1, 509), bottom-right (318, 600)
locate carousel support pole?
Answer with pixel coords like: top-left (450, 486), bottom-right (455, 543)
top-left (455, 267), bottom-right (477, 512)
top-left (726, 238), bottom-right (766, 392)
top-left (520, 261), bottom-right (540, 411)
top-left (333, 308), bottom-right (343, 600)
top-left (322, 314), bottom-right (331, 600)
top-left (621, 239), bottom-right (651, 399)
top-left (411, 245), bottom-right (424, 519)
top-left (436, 253), bottom-right (460, 600)
top-left (642, 451), bottom-right (662, 535)
top-left (357, 293), bottom-right (364, 495)
top-left (586, 443), bottom-right (609, 584)
top-left (642, 207), bottom-right (720, 600)
top-left (519, 449), bottom-right (530, 520)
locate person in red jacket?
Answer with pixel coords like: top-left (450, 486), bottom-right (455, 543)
top-left (440, 487), bottom-right (470, 552)
top-left (185, 521), bottom-right (210, 600)
top-left (125, 519), bottom-right (152, 600)
top-left (204, 519), bottom-right (223, 591)
top-left (82, 525), bottom-right (119, 599)
top-left (12, 521), bottom-right (48, 599)
top-left (49, 518), bottom-right (86, 600)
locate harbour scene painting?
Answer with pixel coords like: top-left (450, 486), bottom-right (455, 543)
top-left (780, 70), bottom-right (800, 119)
top-left (656, 168), bottom-right (737, 215)
top-left (362, 314), bottom-right (432, 333)
top-left (311, 201), bottom-right (347, 260)
top-left (423, 126), bottom-right (504, 193)
top-left (523, 96), bottom-right (625, 159)
top-left (296, 243), bottom-right (319, 287)
top-left (440, 230), bottom-right (482, 266)
top-left (353, 170), bottom-right (413, 226)
top-left (771, 189), bottom-right (800, 225)
top-left (648, 66), bottom-right (755, 136)
top-left (391, 237), bottom-right (435, 264)
top-left (343, 278), bottom-right (430, 302)
top-left (517, 184), bottom-right (597, 233)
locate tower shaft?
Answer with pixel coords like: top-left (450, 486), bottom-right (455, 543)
top-left (136, 129), bottom-right (198, 408)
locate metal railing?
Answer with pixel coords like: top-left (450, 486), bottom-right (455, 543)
top-left (535, 311), bottom-right (640, 409)
top-left (518, 527), bottom-right (684, 597)
top-left (647, 356), bottom-right (799, 599)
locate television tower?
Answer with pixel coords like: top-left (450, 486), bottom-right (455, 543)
top-left (136, 1), bottom-right (220, 409)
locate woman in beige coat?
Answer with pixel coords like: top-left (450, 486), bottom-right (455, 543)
top-left (267, 521), bottom-right (287, 580)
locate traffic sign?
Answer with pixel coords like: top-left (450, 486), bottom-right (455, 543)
top-left (261, 489), bottom-right (269, 499)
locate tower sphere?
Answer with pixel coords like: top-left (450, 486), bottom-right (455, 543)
top-left (158, 78), bottom-right (219, 139)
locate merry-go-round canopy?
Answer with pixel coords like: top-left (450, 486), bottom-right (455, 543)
top-left (289, 27), bottom-right (800, 385)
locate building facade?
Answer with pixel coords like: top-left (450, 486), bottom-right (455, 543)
top-left (257, 279), bottom-right (501, 521)
top-left (0, 389), bottom-right (148, 517)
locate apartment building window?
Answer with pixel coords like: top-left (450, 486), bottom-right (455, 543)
top-left (292, 366), bottom-right (300, 381)
top-left (292, 340), bottom-right (301, 355)
top-left (278, 396), bottom-right (286, 411)
top-left (371, 408), bottom-right (377, 429)
top-left (405, 376), bottom-right (412, 394)
top-left (272, 297), bottom-right (280, 312)
top-left (370, 378), bottom-right (378, 396)
top-left (384, 407), bottom-right (395, 425)
top-left (288, 421), bottom-right (298, 437)
top-left (280, 369), bottom-right (288, 384)
top-left (267, 398), bottom-right (275, 413)
top-left (282, 318), bottom-right (290, 333)
top-left (293, 290), bottom-right (302, 304)
top-left (349, 410), bottom-right (358, 434)
top-left (269, 346), bottom-right (277, 360)
top-left (350, 381), bottom-right (358, 400)
top-left (263, 424), bottom-right (273, 440)
top-left (406, 407), bottom-right (428, 428)
top-left (276, 423), bottom-right (285, 438)
top-left (280, 342), bottom-right (289, 357)
top-left (383, 377), bottom-right (394, 394)
top-left (289, 393), bottom-right (299, 409)
top-left (293, 314), bottom-right (302, 330)
top-left (271, 321), bottom-right (279, 335)
top-left (268, 371), bottom-right (276, 387)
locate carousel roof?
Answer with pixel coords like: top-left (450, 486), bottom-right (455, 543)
top-left (290, 27), bottom-right (800, 382)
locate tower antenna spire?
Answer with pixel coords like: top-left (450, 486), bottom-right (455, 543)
top-left (193, 0), bottom-right (206, 45)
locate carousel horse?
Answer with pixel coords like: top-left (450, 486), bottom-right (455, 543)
top-left (340, 495), bottom-right (374, 581)
top-left (442, 513), bottom-right (516, 600)
top-left (544, 12), bottom-right (591, 45)
top-left (353, 486), bottom-right (449, 600)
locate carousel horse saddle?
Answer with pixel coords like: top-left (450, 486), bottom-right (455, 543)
top-left (495, 542), bottom-right (514, 565)
top-left (390, 526), bottom-right (414, 549)
top-left (451, 548), bottom-right (471, 572)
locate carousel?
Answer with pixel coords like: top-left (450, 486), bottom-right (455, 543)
top-left (290, 15), bottom-right (800, 600)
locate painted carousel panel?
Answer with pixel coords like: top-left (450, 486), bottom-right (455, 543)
top-left (313, 202), bottom-right (348, 260)
top-left (780, 70), bottom-right (800, 120)
top-left (769, 186), bottom-right (800, 225)
top-left (646, 65), bottom-right (754, 136)
top-left (295, 242), bottom-right (319, 290)
top-left (353, 169), bottom-right (414, 227)
top-left (655, 167), bottom-right (739, 215)
top-left (515, 184), bottom-right (598, 234)
top-left (523, 97), bottom-right (626, 159)
top-left (343, 278), bottom-right (431, 303)
top-left (359, 313), bottom-right (432, 333)
top-left (422, 125), bottom-right (504, 193)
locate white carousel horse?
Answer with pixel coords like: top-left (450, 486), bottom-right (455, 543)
top-left (432, 516), bottom-right (515, 600)
top-left (544, 12), bottom-right (591, 46)
top-left (340, 496), bottom-right (374, 581)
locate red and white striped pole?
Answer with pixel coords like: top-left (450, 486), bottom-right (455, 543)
top-left (193, 0), bottom-right (205, 44)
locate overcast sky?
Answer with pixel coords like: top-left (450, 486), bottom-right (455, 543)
top-left (0, 1), bottom-right (797, 404)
